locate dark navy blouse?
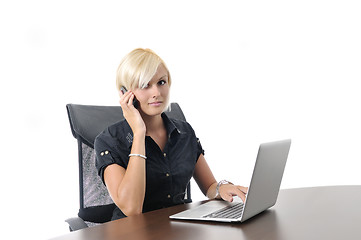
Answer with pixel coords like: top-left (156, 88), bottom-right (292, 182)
top-left (94, 113), bottom-right (204, 220)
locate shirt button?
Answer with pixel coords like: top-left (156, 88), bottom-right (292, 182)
top-left (105, 150), bottom-right (109, 155)
top-left (166, 173), bottom-right (170, 177)
top-left (163, 153), bottom-right (167, 157)
top-left (100, 152), bottom-right (104, 156)
top-left (167, 194), bottom-right (171, 199)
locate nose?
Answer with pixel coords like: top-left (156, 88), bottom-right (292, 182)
top-left (150, 85), bottom-right (161, 98)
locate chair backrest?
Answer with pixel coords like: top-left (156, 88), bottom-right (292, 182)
top-left (66, 103), bottom-right (190, 224)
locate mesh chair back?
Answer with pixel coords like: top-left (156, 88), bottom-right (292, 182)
top-left (66, 103), bottom-right (189, 224)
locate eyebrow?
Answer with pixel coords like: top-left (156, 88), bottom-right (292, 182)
top-left (159, 75), bottom-right (168, 80)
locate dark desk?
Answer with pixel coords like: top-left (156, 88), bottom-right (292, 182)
top-left (51, 186), bottom-right (361, 240)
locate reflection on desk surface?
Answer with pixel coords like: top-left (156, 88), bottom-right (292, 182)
top-left (50, 186), bottom-right (361, 240)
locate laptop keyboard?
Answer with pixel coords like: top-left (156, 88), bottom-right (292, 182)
top-left (203, 202), bottom-right (244, 219)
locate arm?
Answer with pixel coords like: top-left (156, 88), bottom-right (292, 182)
top-left (192, 154), bottom-right (217, 197)
top-left (193, 154), bottom-right (248, 203)
top-left (103, 91), bottom-right (147, 216)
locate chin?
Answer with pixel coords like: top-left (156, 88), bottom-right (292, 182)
top-left (140, 106), bottom-right (164, 116)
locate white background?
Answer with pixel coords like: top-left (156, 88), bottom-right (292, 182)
top-left (1, 1), bottom-right (360, 239)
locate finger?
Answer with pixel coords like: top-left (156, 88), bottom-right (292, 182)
top-left (119, 89), bottom-right (132, 98)
top-left (223, 193), bottom-right (234, 202)
top-left (227, 186), bottom-right (246, 202)
top-left (127, 93), bottom-right (135, 106)
top-left (235, 188), bottom-right (247, 203)
top-left (239, 192), bottom-right (246, 203)
top-left (119, 91), bottom-right (132, 107)
top-left (235, 185), bottom-right (248, 194)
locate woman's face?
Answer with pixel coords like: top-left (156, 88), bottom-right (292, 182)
top-left (133, 64), bottom-right (170, 116)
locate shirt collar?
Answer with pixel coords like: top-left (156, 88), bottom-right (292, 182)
top-left (123, 112), bottom-right (181, 149)
top-left (161, 112), bottom-right (181, 136)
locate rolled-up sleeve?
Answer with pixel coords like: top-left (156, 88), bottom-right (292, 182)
top-left (94, 130), bottom-right (128, 185)
top-left (196, 138), bottom-right (205, 159)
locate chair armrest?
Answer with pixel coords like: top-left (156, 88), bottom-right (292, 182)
top-left (65, 217), bottom-right (88, 231)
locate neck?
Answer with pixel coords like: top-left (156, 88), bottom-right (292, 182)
top-left (140, 112), bottom-right (164, 135)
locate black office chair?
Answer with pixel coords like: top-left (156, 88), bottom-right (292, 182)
top-left (65, 103), bottom-right (191, 231)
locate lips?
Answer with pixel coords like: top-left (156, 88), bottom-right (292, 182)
top-left (149, 101), bottom-right (163, 106)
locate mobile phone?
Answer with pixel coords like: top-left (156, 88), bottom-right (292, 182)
top-left (120, 86), bottom-right (139, 109)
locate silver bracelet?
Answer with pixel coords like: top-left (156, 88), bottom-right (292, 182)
top-left (128, 153), bottom-right (147, 160)
top-left (216, 180), bottom-right (233, 197)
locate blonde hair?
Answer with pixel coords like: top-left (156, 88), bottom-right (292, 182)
top-left (116, 48), bottom-right (172, 91)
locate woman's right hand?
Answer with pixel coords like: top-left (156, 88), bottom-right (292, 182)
top-left (119, 90), bottom-right (146, 136)
top-left (104, 90), bottom-right (147, 217)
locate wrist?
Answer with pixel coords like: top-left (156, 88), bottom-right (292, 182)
top-left (215, 180), bottom-right (233, 198)
top-left (129, 153), bottom-right (147, 160)
top-left (133, 131), bottom-right (146, 139)
top-left (131, 122), bottom-right (146, 137)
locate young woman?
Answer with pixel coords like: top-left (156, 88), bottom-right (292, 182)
top-left (95, 48), bottom-right (248, 220)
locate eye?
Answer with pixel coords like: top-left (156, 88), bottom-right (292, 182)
top-left (158, 79), bottom-right (167, 86)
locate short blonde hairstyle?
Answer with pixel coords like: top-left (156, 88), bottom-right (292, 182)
top-left (116, 48), bottom-right (172, 91)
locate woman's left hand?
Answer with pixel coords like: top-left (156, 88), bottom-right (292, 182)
top-left (219, 184), bottom-right (248, 203)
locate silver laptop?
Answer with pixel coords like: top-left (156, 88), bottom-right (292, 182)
top-left (170, 139), bottom-right (291, 223)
